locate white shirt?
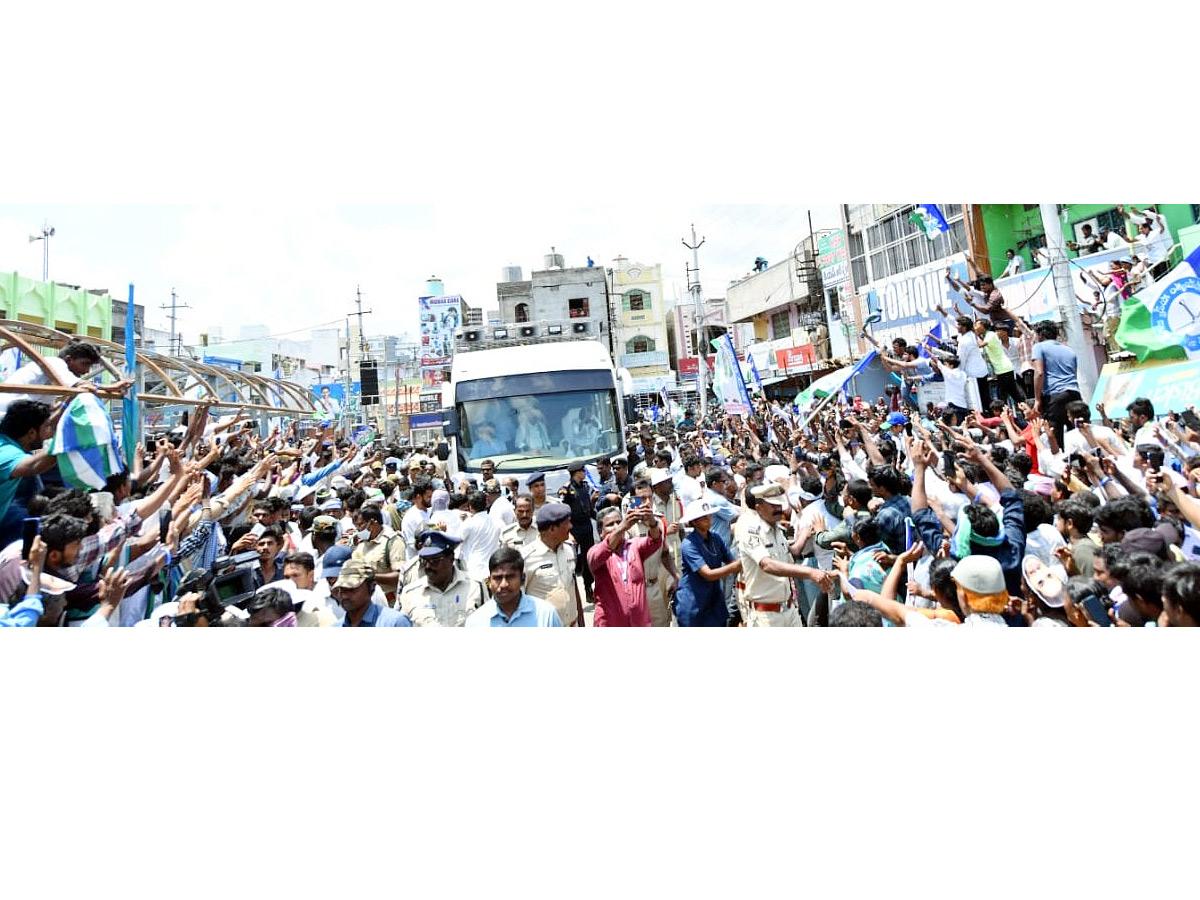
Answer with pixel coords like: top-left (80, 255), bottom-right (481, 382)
top-left (942, 367), bottom-right (970, 408)
top-left (1132, 212), bottom-right (1173, 266)
top-left (488, 494), bottom-right (517, 529)
top-left (944, 314), bottom-right (988, 377)
top-left (0, 357), bottom-right (78, 416)
top-left (1063, 424), bottom-right (1121, 458)
top-left (401, 505), bottom-right (431, 556)
top-left (456, 511), bottom-right (502, 582)
top-left (674, 472), bottom-right (704, 508)
top-left (1000, 256), bottom-right (1023, 278)
top-left (1103, 231), bottom-right (1128, 252)
top-left (797, 499), bottom-right (841, 570)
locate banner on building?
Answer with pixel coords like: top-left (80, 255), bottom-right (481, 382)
top-left (818, 230), bottom-right (850, 289)
top-left (775, 344), bottom-right (817, 372)
top-left (419, 295), bottom-right (463, 366)
top-left (861, 253), bottom-right (971, 346)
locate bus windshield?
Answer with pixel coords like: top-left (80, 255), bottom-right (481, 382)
top-left (457, 389), bottom-right (621, 471)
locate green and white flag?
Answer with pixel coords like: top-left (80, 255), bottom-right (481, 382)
top-left (908, 204), bottom-right (950, 241)
top-left (1116, 246), bottom-right (1200, 363)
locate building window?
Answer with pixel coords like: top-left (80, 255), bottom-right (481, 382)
top-left (626, 336), bottom-right (655, 354)
top-left (569, 298), bottom-right (589, 318)
top-left (624, 290), bottom-right (648, 312)
top-left (770, 309), bottom-right (791, 339)
top-left (515, 303), bottom-right (530, 323)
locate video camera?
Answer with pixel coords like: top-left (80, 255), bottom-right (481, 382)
top-left (175, 553), bottom-right (264, 623)
top-left (796, 447), bottom-right (836, 472)
top-left (207, 551), bottom-right (265, 608)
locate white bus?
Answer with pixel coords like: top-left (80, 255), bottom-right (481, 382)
top-left (442, 324), bottom-right (625, 492)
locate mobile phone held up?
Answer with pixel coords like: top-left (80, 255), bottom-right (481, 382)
top-left (21, 517), bottom-right (40, 561)
top-left (1080, 594), bottom-right (1111, 627)
top-left (630, 497), bottom-right (643, 509)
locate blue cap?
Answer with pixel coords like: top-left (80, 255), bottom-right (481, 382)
top-left (526, 471), bottom-right (546, 485)
top-left (320, 545), bottom-right (354, 579)
top-left (534, 502), bottom-right (572, 529)
top-left (886, 412), bottom-right (908, 427)
top-left (415, 530), bottom-right (461, 558)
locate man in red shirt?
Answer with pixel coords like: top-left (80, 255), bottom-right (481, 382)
top-left (588, 504), bottom-right (662, 627)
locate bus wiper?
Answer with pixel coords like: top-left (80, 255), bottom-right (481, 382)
top-left (493, 456), bottom-right (552, 470)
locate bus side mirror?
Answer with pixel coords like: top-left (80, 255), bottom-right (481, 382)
top-left (443, 408), bottom-right (460, 438)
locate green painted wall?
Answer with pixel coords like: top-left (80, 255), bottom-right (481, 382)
top-left (979, 204), bottom-right (1199, 275)
top-left (0, 270), bottom-right (112, 341)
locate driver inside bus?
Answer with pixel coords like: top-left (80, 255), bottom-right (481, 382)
top-left (476, 399), bottom-right (516, 449)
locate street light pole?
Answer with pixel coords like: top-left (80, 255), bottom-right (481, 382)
top-left (29, 222), bottom-right (55, 283)
top-left (682, 225), bottom-right (707, 421)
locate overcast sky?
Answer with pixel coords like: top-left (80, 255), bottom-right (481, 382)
top-left (0, 204), bottom-right (842, 348)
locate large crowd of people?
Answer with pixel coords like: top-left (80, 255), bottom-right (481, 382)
top-left (2, 319), bottom-right (1198, 628)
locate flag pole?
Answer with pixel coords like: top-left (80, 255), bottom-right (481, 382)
top-left (122, 284), bottom-right (139, 472)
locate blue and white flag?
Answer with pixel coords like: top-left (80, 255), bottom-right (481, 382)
top-left (710, 334), bottom-right (752, 415)
top-left (864, 289), bottom-right (883, 326)
top-left (48, 394), bottom-right (126, 490)
top-left (919, 321), bottom-right (942, 358)
top-left (909, 204), bottom-right (950, 240)
top-left (747, 353), bottom-right (764, 394)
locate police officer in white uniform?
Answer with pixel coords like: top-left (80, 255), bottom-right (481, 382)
top-left (738, 483), bottom-right (835, 627)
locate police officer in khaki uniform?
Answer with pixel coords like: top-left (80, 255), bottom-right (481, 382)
top-left (520, 501), bottom-right (583, 627)
top-left (399, 530), bottom-right (487, 627)
top-left (501, 494), bottom-right (539, 549)
top-left (738, 483), bottom-right (834, 627)
top-left (350, 504), bottom-right (406, 604)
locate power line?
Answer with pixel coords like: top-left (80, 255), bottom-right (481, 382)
top-left (197, 317), bottom-right (348, 347)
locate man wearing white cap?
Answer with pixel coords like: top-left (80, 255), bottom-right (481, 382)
top-left (676, 498), bottom-right (742, 627)
top-left (738, 483), bottom-right (835, 627)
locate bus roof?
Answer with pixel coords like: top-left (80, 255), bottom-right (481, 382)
top-left (450, 340), bottom-right (614, 383)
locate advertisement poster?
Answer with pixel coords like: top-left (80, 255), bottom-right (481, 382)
top-left (818, 229), bottom-right (850, 289)
top-left (311, 382), bottom-right (359, 418)
top-left (421, 366), bottom-right (448, 390)
top-left (419, 295), bottom-right (464, 365)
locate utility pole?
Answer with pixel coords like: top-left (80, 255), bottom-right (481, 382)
top-left (1039, 204), bottom-right (1098, 400)
top-left (161, 288), bottom-right (191, 357)
top-left (682, 225), bottom-right (707, 420)
top-left (353, 285), bottom-right (373, 361)
top-left (344, 317), bottom-right (354, 435)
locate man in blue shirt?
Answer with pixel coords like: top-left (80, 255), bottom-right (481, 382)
top-left (0, 399), bottom-right (63, 524)
top-left (1032, 320), bottom-right (1081, 446)
top-left (466, 546), bottom-right (562, 627)
top-left (867, 464), bottom-right (911, 556)
top-left (332, 559), bottom-right (412, 627)
top-left (675, 499), bottom-right (741, 627)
